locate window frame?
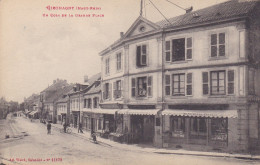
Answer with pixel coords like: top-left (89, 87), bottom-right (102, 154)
top-left (209, 31), bottom-right (227, 59)
top-left (172, 73), bottom-right (185, 96)
top-left (210, 70), bottom-right (226, 95)
top-left (116, 52), bottom-right (122, 71)
top-left (136, 44), bottom-right (148, 67)
top-left (105, 58), bottom-right (110, 75)
top-left (165, 36), bottom-right (193, 63)
top-left (131, 76), bottom-right (152, 98)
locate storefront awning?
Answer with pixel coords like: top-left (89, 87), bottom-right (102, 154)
top-left (92, 109), bottom-right (118, 115)
top-left (162, 109), bottom-right (238, 118)
top-left (81, 108), bottom-right (93, 113)
top-left (117, 109), bottom-right (160, 115)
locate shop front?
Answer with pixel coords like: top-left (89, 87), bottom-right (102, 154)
top-left (92, 109), bottom-right (118, 138)
top-left (162, 109), bottom-right (237, 150)
top-left (118, 109), bottom-right (160, 144)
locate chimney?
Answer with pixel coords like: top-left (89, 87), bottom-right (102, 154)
top-left (185, 6), bottom-right (193, 13)
top-left (120, 32), bottom-right (124, 38)
top-left (84, 75), bottom-right (88, 83)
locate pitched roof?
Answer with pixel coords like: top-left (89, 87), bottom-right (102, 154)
top-left (84, 82), bottom-right (101, 95)
top-left (156, 0), bottom-right (259, 28)
top-left (45, 84), bottom-right (74, 103)
top-left (100, 0), bottom-right (259, 55)
top-left (42, 80), bottom-right (68, 93)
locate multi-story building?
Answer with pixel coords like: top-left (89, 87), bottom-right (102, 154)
top-left (39, 79), bottom-right (69, 122)
top-left (99, 0), bottom-right (260, 152)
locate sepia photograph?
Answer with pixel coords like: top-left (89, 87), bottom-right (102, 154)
top-left (0, 0), bottom-right (260, 164)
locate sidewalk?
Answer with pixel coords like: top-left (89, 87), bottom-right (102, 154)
top-left (50, 123), bottom-right (260, 161)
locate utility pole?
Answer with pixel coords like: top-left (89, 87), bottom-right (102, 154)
top-left (140, 0), bottom-right (143, 16)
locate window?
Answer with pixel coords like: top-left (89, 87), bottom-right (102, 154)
top-left (165, 73), bottom-right (192, 96)
top-left (103, 83), bottom-right (111, 100)
top-left (172, 74), bottom-right (185, 96)
top-left (190, 118), bottom-right (207, 138)
top-left (116, 53), bottom-right (122, 71)
top-left (105, 58), bottom-right (110, 75)
top-left (211, 33), bottom-right (226, 57)
top-left (165, 37), bottom-right (192, 62)
top-left (132, 76), bottom-right (153, 97)
top-left (210, 71), bottom-right (225, 95)
top-left (137, 77), bottom-right (147, 97)
top-left (136, 44), bottom-right (147, 67)
top-left (87, 99), bottom-right (92, 109)
top-left (84, 99), bottom-right (87, 108)
top-left (93, 97), bottom-right (99, 108)
top-left (114, 80), bottom-right (122, 99)
top-left (170, 117), bottom-right (185, 137)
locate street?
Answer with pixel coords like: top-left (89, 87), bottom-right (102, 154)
top-left (0, 114), bottom-right (259, 165)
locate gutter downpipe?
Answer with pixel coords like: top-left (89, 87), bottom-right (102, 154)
top-left (161, 28), bottom-right (165, 148)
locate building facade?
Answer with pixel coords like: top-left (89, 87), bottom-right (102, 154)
top-left (99, 0), bottom-right (260, 152)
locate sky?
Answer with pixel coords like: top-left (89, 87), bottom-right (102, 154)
top-left (0, 0), bottom-right (229, 102)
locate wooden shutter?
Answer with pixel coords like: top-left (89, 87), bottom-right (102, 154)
top-left (165, 41), bottom-right (171, 62)
top-left (141, 45), bottom-right (147, 66)
top-left (136, 46), bottom-right (141, 67)
top-left (202, 72), bottom-right (209, 95)
top-left (186, 73), bottom-right (192, 95)
top-left (186, 37), bottom-right (192, 60)
top-left (228, 70), bottom-right (234, 94)
top-left (165, 75), bottom-right (171, 96)
top-left (131, 78), bottom-right (136, 97)
top-left (147, 76), bottom-right (152, 97)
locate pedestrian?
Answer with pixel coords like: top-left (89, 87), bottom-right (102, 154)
top-left (78, 123), bottom-right (83, 133)
top-left (63, 122), bottom-right (67, 133)
top-left (47, 121), bottom-right (51, 134)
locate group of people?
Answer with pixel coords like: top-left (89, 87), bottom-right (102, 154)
top-left (45, 121), bottom-right (97, 143)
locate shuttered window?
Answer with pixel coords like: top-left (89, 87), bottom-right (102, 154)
top-left (136, 45), bottom-right (147, 67)
top-left (211, 33), bottom-right (226, 57)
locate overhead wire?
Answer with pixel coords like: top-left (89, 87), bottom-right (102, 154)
top-left (147, 0), bottom-right (172, 26)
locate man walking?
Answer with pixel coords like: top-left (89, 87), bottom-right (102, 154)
top-left (63, 122), bottom-right (67, 133)
top-left (78, 123), bottom-right (83, 133)
top-left (47, 121), bottom-right (51, 134)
